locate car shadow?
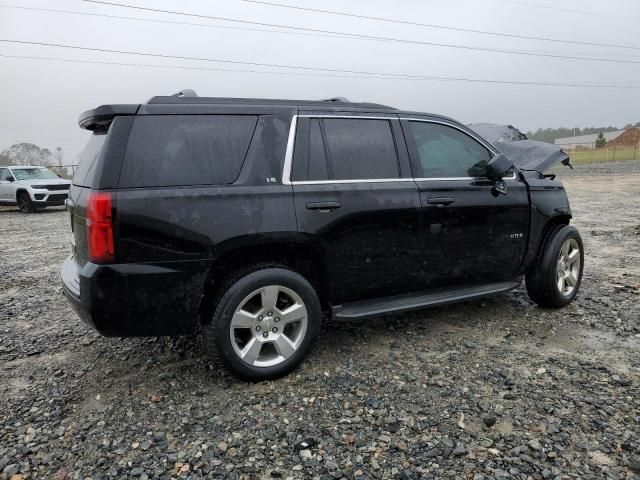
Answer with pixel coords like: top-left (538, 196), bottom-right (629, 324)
top-left (68, 288), bottom-right (530, 392)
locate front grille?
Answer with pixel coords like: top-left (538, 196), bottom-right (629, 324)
top-left (34, 194), bottom-right (46, 200)
top-left (48, 193), bottom-right (68, 201)
top-left (42, 184), bottom-right (69, 191)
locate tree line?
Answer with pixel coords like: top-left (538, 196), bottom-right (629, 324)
top-left (0, 143), bottom-right (60, 166)
top-left (526, 122), bottom-right (640, 144)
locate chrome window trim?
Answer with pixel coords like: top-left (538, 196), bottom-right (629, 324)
top-left (413, 173), bottom-right (517, 181)
top-left (281, 115), bottom-right (298, 186)
top-left (291, 178), bottom-right (414, 185)
top-left (281, 114), bottom-right (518, 185)
top-left (282, 114), bottom-right (402, 185)
top-left (399, 117), bottom-right (498, 154)
top-left (400, 117), bottom-right (518, 181)
top-left (298, 115), bottom-right (398, 120)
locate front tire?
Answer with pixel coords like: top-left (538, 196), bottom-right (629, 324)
top-left (204, 267), bottom-right (321, 380)
top-left (17, 192), bottom-right (35, 214)
top-left (526, 225), bottom-right (584, 308)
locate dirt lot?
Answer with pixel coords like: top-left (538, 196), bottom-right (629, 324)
top-left (1, 161), bottom-right (639, 480)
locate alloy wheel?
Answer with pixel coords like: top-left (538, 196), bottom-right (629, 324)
top-left (229, 285), bottom-right (308, 368)
top-left (556, 238), bottom-right (581, 296)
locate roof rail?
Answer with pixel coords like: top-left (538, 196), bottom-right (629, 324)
top-left (322, 96), bottom-right (350, 103)
top-left (173, 89), bottom-right (198, 97)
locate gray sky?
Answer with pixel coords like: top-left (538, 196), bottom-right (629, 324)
top-left (1, 0), bottom-right (639, 162)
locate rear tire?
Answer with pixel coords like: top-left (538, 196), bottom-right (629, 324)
top-left (526, 225), bottom-right (584, 308)
top-left (17, 192), bottom-right (35, 214)
top-left (203, 267), bottom-right (321, 380)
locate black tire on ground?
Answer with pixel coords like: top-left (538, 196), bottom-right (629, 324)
top-left (17, 192), bottom-right (35, 214)
top-left (203, 266), bottom-right (321, 380)
top-left (526, 225), bottom-right (584, 308)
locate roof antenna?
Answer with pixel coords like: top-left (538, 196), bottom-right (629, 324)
top-left (322, 96), bottom-right (350, 103)
top-left (173, 89), bottom-right (198, 97)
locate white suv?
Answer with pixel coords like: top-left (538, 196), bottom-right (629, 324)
top-left (0, 166), bottom-right (71, 213)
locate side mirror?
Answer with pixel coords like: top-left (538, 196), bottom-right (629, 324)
top-left (7, 176), bottom-right (14, 182)
top-left (486, 153), bottom-right (514, 181)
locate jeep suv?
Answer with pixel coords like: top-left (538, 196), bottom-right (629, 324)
top-left (61, 91), bottom-right (584, 380)
top-left (0, 166), bottom-right (71, 213)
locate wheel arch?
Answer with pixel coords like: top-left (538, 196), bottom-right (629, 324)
top-left (15, 188), bottom-right (30, 202)
top-left (522, 214), bottom-right (571, 273)
top-left (200, 240), bottom-right (330, 325)
top-left (536, 215), bottom-right (572, 253)
top-left (525, 221), bottom-right (583, 307)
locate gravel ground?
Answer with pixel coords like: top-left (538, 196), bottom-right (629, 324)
top-left (1, 161), bottom-right (639, 480)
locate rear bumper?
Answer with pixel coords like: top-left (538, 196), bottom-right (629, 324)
top-left (61, 255), bottom-right (208, 336)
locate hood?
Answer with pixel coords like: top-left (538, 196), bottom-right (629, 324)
top-left (18, 178), bottom-right (71, 187)
top-left (469, 123), bottom-right (572, 172)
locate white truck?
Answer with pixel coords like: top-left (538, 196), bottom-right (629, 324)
top-left (0, 166), bottom-right (71, 213)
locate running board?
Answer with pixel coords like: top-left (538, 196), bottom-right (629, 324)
top-left (332, 280), bottom-right (522, 320)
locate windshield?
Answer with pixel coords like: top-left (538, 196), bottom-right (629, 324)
top-left (11, 168), bottom-right (59, 181)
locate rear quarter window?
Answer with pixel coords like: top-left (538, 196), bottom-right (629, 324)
top-left (73, 132), bottom-right (108, 187)
top-left (119, 115), bottom-right (258, 188)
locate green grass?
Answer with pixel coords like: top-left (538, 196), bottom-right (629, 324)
top-left (568, 147), bottom-right (640, 164)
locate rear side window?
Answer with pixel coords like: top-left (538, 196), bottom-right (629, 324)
top-left (323, 119), bottom-right (399, 180)
top-left (119, 115), bottom-right (257, 188)
top-left (408, 122), bottom-right (491, 178)
top-left (73, 132), bottom-right (108, 187)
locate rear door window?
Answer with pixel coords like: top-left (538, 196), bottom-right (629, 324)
top-left (292, 118), bottom-right (330, 181)
top-left (323, 118), bottom-right (399, 180)
top-left (119, 115), bottom-right (258, 188)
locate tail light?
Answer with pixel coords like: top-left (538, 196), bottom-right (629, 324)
top-left (86, 192), bottom-right (114, 263)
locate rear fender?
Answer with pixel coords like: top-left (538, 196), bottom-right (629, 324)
top-left (200, 238), bottom-right (330, 324)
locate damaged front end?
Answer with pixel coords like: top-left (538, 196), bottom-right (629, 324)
top-left (469, 123), bottom-right (572, 173)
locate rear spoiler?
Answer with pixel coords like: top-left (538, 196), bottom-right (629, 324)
top-left (78, 104), bottom-right (140, 131)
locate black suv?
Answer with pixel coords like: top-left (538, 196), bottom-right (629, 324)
top-left (61, 91), bottom-right (584, 380)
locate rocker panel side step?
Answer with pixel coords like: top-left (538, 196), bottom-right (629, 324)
top-left (332, 279), bottom-right (522, 320)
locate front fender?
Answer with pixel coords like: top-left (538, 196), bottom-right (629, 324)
top-left (14, 187), bottom-right (33, 202)
top-left (521, 178), bottom-right (572, 272)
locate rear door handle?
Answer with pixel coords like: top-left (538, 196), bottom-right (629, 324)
top-left (427, 197), bottom-right (456, 206)
top-left (306, 201), bottom-right (341, 212)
